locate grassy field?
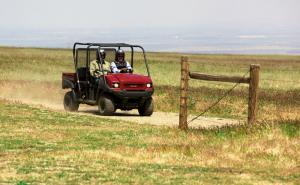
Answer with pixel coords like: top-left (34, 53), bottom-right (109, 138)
top-left (1, 47), bottom-right (299, 88)
top-left (0, 46), bottom-right (299, 121)
top-left (0, 99), bottom-right (299, 184)
top-left (0, 46), bottom-right (299, 184)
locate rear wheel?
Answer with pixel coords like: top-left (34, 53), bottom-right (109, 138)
top-left (138, 97), bottom-right (153, 116)
top-left (64, 91), bottom-right (79, 112)
top-left (98, 96), bottom-right (115, 116)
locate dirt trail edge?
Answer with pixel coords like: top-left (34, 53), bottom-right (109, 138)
top-left (2, 97), bottom-right (242, 129)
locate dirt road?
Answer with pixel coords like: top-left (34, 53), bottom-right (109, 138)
top-left (82, 108), bottom-right (241, 129)
top-left (0, 81), bottom-right (241, 129)
top-left (2, 97), bottom-right (241, 129)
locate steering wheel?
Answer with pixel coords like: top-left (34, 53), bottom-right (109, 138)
top-left (119, 68), bottom-right (128, 73)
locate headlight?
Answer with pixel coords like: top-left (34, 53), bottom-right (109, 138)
top-left (146, 83), bottom-right (152, 88)
top-left (112, 83), bottom-right (119, 88)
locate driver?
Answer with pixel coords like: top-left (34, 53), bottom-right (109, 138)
top-left (111, 49), bottom-right (133, 73)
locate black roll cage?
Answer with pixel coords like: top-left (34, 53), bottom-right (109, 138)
top-left (73, 42), bottom-right (150, 75)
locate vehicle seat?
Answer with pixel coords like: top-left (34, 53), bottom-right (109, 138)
top-left (76, 67), bottom-right (90, 89)
top-left (77, 67), bottom-right (87, 81)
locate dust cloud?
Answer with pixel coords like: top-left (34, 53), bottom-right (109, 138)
top-left (0, 80), bottom-right (65, 110)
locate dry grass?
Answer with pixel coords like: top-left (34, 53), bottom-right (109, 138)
top-left (1, 46), bottom-right (299, 88)
top-left (0, 46), bottom-right (299, 122)
top-left (0, 46), bottom-right (299, 184)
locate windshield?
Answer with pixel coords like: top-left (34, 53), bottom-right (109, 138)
top-left (130, 48), bottom-right (149, 76)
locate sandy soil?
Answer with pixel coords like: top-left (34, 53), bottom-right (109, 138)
top-left (0, 80), bottom-right (241, 129)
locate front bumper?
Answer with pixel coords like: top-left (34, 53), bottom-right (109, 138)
top-left (112, 90), bottom-right (153, 99)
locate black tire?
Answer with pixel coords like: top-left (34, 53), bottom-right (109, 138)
top-left (98, 96), bottom-right (115, 116)
top-left (64, 91), bottom-right (79, 112)
top-left (138, 97), bottom-right (153, 116)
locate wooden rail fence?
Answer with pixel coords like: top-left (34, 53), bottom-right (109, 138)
top-left (179, 56), bottom-right (260, 130)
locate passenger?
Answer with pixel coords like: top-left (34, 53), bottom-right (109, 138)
top-left (111, 49), bottom-right (133, 73)
top-left (90, 49), bottom-right (111, 86)
top-left (90, 49), bottom-right (111, 77)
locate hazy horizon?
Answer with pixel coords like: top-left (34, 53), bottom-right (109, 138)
top-left (1, 0), bottom-right (300, 54)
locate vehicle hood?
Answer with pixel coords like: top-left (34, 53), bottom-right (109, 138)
top-left (111, 73), bottom-right (152, 84)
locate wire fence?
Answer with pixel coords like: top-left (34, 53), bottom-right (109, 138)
top-left (189, 61), bottom-right (300, 71)
top-left (187, 89), bottom-right (299, 125)
top-left (189, 62), bottom-right (300, 84)
top-left (187, 71), bottom-right (250, 124)
top-left (185, 64), bottom-right (300, 125)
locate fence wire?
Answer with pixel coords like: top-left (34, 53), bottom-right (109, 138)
top-left (187, 70), bottom-right (250, 125)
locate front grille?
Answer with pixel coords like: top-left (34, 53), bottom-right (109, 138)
top-left (125, 84), bottom-right (144, 88)
top-left (126, 90), bottom-right (145, 92)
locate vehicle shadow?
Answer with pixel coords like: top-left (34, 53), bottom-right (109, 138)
top-left (79, 110), bottom-right (140, 117)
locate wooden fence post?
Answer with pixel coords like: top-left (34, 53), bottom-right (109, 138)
top-left (179, 56), bottom-right (189, 130)
top-left (248, 64), bottom-right (260, 124)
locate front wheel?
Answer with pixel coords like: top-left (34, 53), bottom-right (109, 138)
top-left (98, 96), bottom-right (115, 116)
top-left (63, 91), bottom-right (79, 112)
top-left (138, 97), bottom-right (153, 116)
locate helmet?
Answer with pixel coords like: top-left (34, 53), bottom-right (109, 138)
top-left (99, 49), bottom-right (106, 59)
top-left (115, 49), bottom-right (125, 62)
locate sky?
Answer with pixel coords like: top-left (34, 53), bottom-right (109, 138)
top-left (0, 0), bottom-right (300, 54)
top-left (1, 0), bottom-right (300, 31)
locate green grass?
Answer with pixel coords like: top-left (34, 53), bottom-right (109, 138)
top-left (0, 100), bottom-right (299, 184)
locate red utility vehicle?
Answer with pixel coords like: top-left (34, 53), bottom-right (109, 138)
top-left (62, 43), bottom-right (154, 116)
